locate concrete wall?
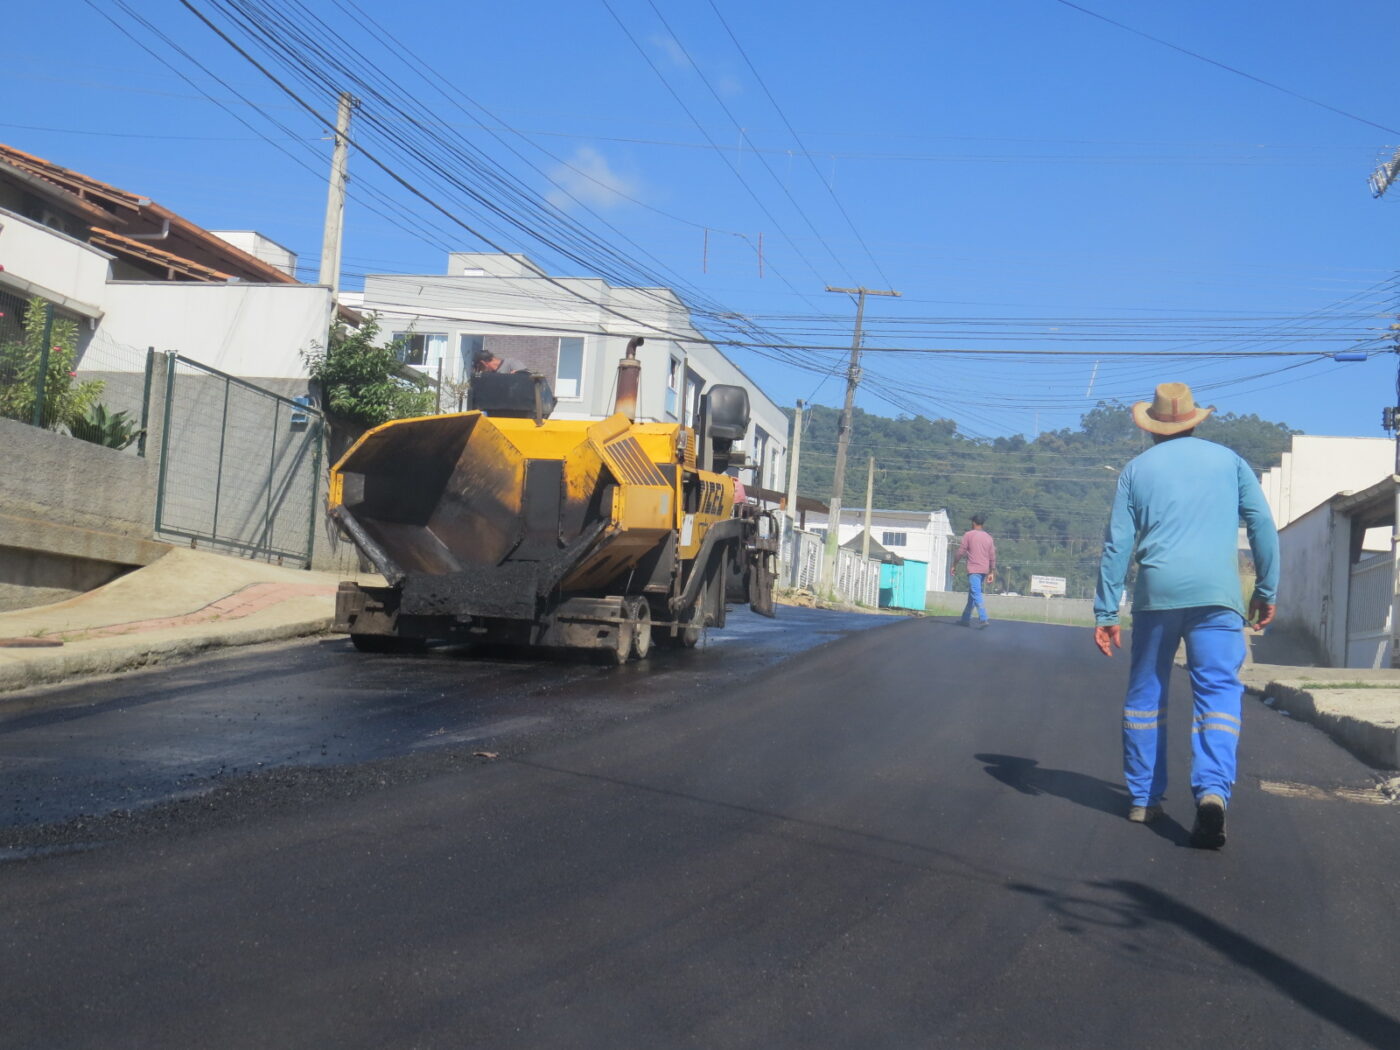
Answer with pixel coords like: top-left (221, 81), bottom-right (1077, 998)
top-left (1274, 501), bottom-right (1346, 666)
top-left (101, 282), bottom-right (329, 379)
top-left (0, 204), bottom-right (330, 382)
top-left (0, 417), bottom-right (169, 610)
top-left (0, 207), bottom-right (110, 313)
top-left (1262, 435), bottom-right (1393, 550)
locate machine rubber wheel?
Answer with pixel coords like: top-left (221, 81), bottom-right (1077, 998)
top-left (610, 599), bottom-right (634, 665)
top-left (626, 597), bottom-right (652, 660)
top-left (677, 595), bottom-right (704, 648)
top-left (350, 634), bottom-right (427, 653)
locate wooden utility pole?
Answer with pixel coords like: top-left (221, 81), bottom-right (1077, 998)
top-left (1368, 152), bottom-right (1400, 666)
top-left (319, 92), bottom-right (357, 298)
top-left (822, 285), bottom-right (900, 590)
top-left (785, 400), bottom-right (804, 527)
top-left (861, 455), bottom-right (875, 561)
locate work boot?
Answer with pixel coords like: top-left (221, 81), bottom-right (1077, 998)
top-left (1127, 803), bottom-right (1162, 824)
top-left (1190, 793), bottom-right (1227, 849)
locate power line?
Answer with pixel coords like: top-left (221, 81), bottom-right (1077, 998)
top-left (1052, 0), bottom-right (1400, 137)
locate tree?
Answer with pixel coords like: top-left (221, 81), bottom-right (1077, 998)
top-left (302, 316), bottom-right (435, 432)
top-left (0, 296), bottom-right (104, 429)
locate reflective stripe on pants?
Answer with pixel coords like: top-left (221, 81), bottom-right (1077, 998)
top-left (1123, 606), bottom-right (1245, 807)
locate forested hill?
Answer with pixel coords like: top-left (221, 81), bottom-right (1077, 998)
top-left (790, 402), bottom-right (1297, 598)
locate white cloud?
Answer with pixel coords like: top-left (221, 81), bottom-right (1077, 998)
top-left (545, 146), bottom-right (640, 211)
top-left (649, 33), bottom-right (691, 70)
top-left (715, 73), bottom-right (743, 98)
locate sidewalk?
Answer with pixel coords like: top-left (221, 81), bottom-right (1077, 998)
top-left (1240, 654), bottom-right (1400, 770)
top-left (0, 548), bottom-right (377, 697)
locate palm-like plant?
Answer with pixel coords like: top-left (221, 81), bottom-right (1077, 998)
top-left (68, 403), bottom-right (144, 450)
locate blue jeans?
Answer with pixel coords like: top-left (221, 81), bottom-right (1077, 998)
top-left (1123, 606), bottom-right (1246, 807)
top-left (960, 573), bottom-right (988, 625)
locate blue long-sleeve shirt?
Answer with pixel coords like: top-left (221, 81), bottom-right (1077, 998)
top-left (1094, 437), bottom-right (1279, 626)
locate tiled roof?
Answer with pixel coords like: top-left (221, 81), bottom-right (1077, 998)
top-left (89, 228), bottom-right (233, 282)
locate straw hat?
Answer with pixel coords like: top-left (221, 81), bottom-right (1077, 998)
top-left (1132, 382), bottom-right (1214, 436)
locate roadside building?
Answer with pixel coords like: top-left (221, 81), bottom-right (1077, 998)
top-left (1260, 435), bottom-right (1392, 551)
top-left (841, 530), bottom-right (929, 611)
top-left (346, 251), bottom-right (788, 494)
top-left (801, 507), bottom-right (954, 594)
top-left (1263, 436), bottom-right (1397, 668)
top-left (0, 141), bottom-right (334, 392)
top-left (0, 141), bottom-right (342, 605)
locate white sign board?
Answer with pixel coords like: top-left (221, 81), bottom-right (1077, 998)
top-left (1030, 575), bottom-right (1067, 597)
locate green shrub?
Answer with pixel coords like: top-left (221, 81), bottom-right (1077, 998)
top-left (0, 296), bottom-right (104, 429)
top-left (69, 403), bottom-right (145, 449)
top-left (301, 316), bottom-right (434, 429)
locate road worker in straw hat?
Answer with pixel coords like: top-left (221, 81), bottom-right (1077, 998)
top-left (1093, 382), bottom-right (1279, 849)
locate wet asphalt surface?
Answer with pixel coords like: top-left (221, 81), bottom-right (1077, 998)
top-left (3, 611), bottom-right (1400, 1049)
top-left (0, 606), bottom-right (878, 835)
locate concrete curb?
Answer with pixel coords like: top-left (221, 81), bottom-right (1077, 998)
top-left (1253, 682), bottom-right (1400, 770)
top-left (0, 617), bottom-right (332, 696)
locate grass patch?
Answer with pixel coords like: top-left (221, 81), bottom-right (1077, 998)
top-left (923, 603), bottom-right (1109, 628)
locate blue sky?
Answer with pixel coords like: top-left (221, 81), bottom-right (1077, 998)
top-left (7, 0), bottom-right (1399, 440)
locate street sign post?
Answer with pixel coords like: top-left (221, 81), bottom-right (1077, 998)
top-left (1030, 574), bottom-right (1067, 623)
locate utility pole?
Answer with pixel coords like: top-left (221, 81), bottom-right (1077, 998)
top-left (785, 399), bottom-right (804, 519)
top-left (822, 285), bottom-right (900, 591)
top-left (861, 455), bottom-right (875, 562)
top-left (781, 400), bottom-right (805, 588)
top-left (319, 91), bottom-right (357, 298)
top-left (1368, 149), bottom-right (1400, 666)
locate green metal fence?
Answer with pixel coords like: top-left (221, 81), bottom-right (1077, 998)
top-left (154, 354), bottom-right (324, 566)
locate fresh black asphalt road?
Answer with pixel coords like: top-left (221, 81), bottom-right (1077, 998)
top-left (2, 611), bottom-right (1399, 1049)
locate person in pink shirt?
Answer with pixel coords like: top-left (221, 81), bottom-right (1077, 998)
top-left (951, 513), bottom-right (997, 628)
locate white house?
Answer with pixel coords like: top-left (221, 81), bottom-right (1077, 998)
top-left (1261, 435), bottom-right (1393, 551)
top-left (0, 141), bottom-right (332, 389)
top-left (346, 252), bottom-right (789, 493)
top-left (1274, 475), bottom-right (1395, 668)
top-left (797, 506), bottom-right (956, 591)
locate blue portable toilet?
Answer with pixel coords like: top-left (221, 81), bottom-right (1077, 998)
top-left (844, 530), bottom-right (928, 610)
top-left (879, 558), bottom-right (929, 610)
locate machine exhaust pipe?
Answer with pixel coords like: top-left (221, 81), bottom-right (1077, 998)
top-left (614, 337), bottom-right (644, 420)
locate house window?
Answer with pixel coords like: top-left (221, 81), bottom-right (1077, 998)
top-left (394, 331), bottom-right (447, 368)
top-left (882, 531), bottom-right (908, 547)
top-left (556, 337), bottom-right (584, 399)
top-left (666, 357), bottom-right (681, 418)
top-left (460, 334), bottom-right (485, 375)
top-left (684, 370), bottom-right (704, 427)
top-left (753, 427), bottom-right (770, 488)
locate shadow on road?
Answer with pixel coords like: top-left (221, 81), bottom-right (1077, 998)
top-left (976, 753), bottom-right (1197, 845)
top-left (975, 753), bottom-right (1129, 816)
top-left (1010, 879), bottom-right (1400, 1049)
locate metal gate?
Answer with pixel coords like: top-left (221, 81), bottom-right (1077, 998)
top-left (154, 354), bottom-right (323, 566)
top-left (1345, 552), bottom-right (1393, 668)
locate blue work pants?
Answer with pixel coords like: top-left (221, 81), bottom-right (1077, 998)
top-left (1123, 606), bottom-right (1245, 807)
top-left (961, 573), bottom-right (988, 625)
